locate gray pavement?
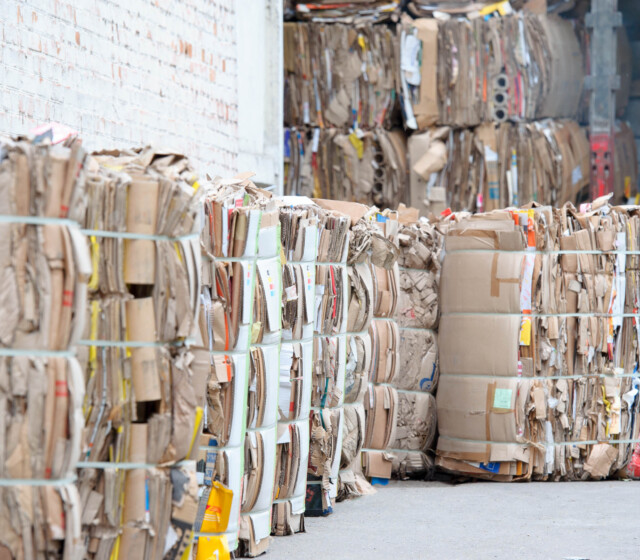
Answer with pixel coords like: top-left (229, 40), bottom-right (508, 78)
top-left (266, 480), bottom-right (640, 560)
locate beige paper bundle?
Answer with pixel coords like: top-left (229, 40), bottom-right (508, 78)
top-left (0, 133), bottom-right (91, 559)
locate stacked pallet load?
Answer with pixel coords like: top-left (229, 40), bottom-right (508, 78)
top-left (0, 133), bottom-right (91, 559)
top-left (392, 207), bottom-right (442, 478)
top-left (306, 204), bottom-right (350, 515)
top-left (239, 186), bottom-right (281, 557)
top-left (436, 199), bottom-right (640, 480)
top-left (284, 128), bottom-right (407, 209)
top-left (361, 210), bottom-right (400, 481)
top-left (400, 9), bottom-right (599, 214)
top-left (400, 12), bottom-right (585, 129)
top-left (407, 121), bottom-right (591, 215)
top-left (329, 201), bottom-right (399, 498)
top-left (283, 21), bottom-right (406, 209)
top-left (272, 198), bottom-right (318, 535)
top-left (78, 148), bottom-right (203, 559)
top-left (193, 176), bottom-right (275, 557)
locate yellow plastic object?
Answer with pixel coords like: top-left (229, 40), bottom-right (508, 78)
top-left (195, 535), bottom-right (231, 560)
top-left (479, 1), bottom-right (511, 16)
top-left (200, 482), bottom-right (233, 534)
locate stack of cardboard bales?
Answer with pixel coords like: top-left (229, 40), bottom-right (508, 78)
top-left (314, 201), bottom-right (384, 500)
top-left (272, 199), bottom-right (318, 535)
top-left (284, 128), bottom-right (407, 209)
top-left (0, 134), bottom-right (91, 559)
top-left (78, 148), bottom-right (203, 559)
top-left (401, 13), bottom-right (585, 129)
top-left (391, 208), bottom-right (443, 477)
top-left (283, 22), bottom-right (407, 209)
top-left (437, 200), bottom-right (640, 480)
top-left (401, 11), bottom-right (598, 214)
top-left (407, 121), bottom-right (591, 215)
top-left (194, 176), bottom-right (277, 557)
top-left (361, 210), bottom-right (401, 481)
top-left (238, 188), bottom-right (281, 556)
top-left (306, 204), bottom-right (350, 515)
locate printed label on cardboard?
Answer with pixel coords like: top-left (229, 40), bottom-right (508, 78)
top-left (493, 388), bottom-right (512, 410)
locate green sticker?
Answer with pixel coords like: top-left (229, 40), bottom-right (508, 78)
top-left (493, 388), bottom-right (512, 409)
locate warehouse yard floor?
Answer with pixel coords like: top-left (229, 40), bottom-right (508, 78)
top-left (266, 480), bottom-right (640, 559)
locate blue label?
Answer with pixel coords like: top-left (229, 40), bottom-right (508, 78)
top-left (284, 130), bottom-right (291, 158)
top-left (489, 187), bottom-right (499, 200)
top-left (371, 477), bottom-right (389, 486)
top-left (479, 462), bottom-right (500, 473)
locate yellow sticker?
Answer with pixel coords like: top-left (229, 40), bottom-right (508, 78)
top-left (519, 317), bottom-right (531, 346)
top-left (349, 132), bottom-right (364, 159)
top-left (358, 34), bottom-right (366, 52)
top-left (251, 322), bottom-right (262, 344)
top-left (88, 236), bottom-right (100, 291)
top-left (625, 176), bottom-right (631, 199)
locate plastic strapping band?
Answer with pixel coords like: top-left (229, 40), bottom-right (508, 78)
top-left (77, 339), bottom-right (193, 348)
top-left (311, 404), bottom-right (344, 412)
top-left (0, 348), bottom-right (76, 358)
top-left (194, 530), bottom-right (238, 539)
top-left (0, 215), bottom-right (77, 226)
top-left (80, 229), bottom-right (199, 242)
top-left (208, 349), bottom-right (251, 357)
top-left (201, 254), bottom-right (258, 263)
top-left (0, 476), bottom-right (77, 487)
top-left (246, 421), bottom-right (278, 433)
top-left (283, 260), bottom-right (315, 266)
top-left (398, 325), bottom-right (436, 334)
top-left (442, 372), bottom-right (640, 381)
top-left (345, 329), bottom-right (370, 337)
top-left (445, 248), bottom-right (640, 255)
top-left (251, 340), bottom-right (283, 350)
top-left (272, 496), bottom-right (304, 504)
top-left (77, 460), bottom-right (192, 470)
top-left (240, 505), bottom-right (273, 517)
top-left (442, 312), bottom-right (640, 319)
top-left (362, 447), bottom-right (425, 455)
top-left (375, 383), bottom-right (428, 396)
top-left (277, 416), bottom-right (310, 426)
top-left (281, 336), bottom-right (315, 345)
top-left (437, 435), bottom-right (640, 446)
top-left (199, 443), bottom-right (243, 452)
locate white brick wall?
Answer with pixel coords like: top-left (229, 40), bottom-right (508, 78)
top-left (0, 0), bottom-right (239, 176)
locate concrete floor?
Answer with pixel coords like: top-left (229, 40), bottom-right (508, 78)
top-left (266, 480), bottom-right (640, 560)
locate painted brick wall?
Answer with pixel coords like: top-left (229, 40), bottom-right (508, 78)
top-left (0, 0), bottom-right (238, 175)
